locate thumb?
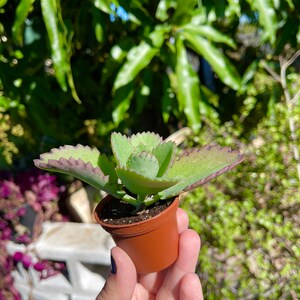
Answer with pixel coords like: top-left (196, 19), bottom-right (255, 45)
top-left (96, 246), bottom-right (137, 300)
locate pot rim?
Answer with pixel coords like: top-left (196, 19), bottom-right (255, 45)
top-left (93, 195), bottom-right (179, 236)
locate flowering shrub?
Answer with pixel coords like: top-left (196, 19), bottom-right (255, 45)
top-left (0, 170), bottom-right (66, 299)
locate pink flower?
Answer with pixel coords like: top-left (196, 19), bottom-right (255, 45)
top-left (0, 182), bottom-right (10, 198)
top-left (21, 253), bottom-right (32, 269)
top-left (1, 227), bottom-right (12, 240)
top-left (33, 261), bottom-right (47, 272)
top-left (12, 251), bottom-right (24, 262)
top-left (4, 211), bottom-right (16, 220)
top-left (0, 220), bottom-right (8, 230)
top-left (15, 233), bottom-right (31, 244)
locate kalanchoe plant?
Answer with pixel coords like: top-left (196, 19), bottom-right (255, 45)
top-left (34, 132), bottom-right (244, 212)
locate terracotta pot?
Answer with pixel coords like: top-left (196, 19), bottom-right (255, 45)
top-left (93, 195), bottom-right (179, 273)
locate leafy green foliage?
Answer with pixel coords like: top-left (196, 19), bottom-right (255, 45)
top-left (181, 26), bottom-right (241, 90)
top-left (0, 112), bottom-right (24, 168)
top-left (1, 0), bottom-right (299, 167)
top-left (175, 35), bottom-right (202, 132)
top-left (12, 0), bottom-right (36, 45)
top-left (34, 132), bottom-right (243, 210)
top-left (181, 100), bottom-right (300, 299)
top-left (245, 0), bottom-right (277, 45)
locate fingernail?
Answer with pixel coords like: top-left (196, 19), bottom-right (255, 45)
top-left (111, 254), bottom-right (117, 274)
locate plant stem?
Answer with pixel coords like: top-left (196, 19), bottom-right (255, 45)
top-left (137, 194), bottom-right (146, 207)
top-left (130, 195), bottom-right (147, 214)
top-left (122, 194), bottom-right (139, 206)
top-left (144, 194), bottom-right (161, 206)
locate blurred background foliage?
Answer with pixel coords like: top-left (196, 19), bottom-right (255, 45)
top-left (0, 0), bottom-right (299, 298)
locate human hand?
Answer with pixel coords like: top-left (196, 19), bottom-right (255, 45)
top-left (96, 208), bottom-right (203, 300)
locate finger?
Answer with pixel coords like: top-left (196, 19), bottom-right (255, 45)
top-left (179, 273), bottom-right (203, 300)
top-left (170, 229), bottom-right (200, 272)
top-left (156, 229), bottom-right (201, 299)
top-left (96, 246), bottom-right (137, 300)
top-left (177, 208), bottom-right (189, 234)
top-left (138, 208), bottom-right (189, 292)
top-left (137, 269), bottom-right (167, 295)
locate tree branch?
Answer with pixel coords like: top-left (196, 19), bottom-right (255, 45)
top-left (279, 51), bottom-right (300, 182)
top-left (261, 60), bottom-right (281, 82)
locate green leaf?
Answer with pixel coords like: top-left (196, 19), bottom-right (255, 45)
top-left (33, 145), bottom-right (120, 197)
top-left (113, 41), bottom-right (157, 91)
top-left (245, 0), bottom-right (277, 44)
top-left (285, 0), bottom-right (294, 9)
top-left (226, 0), bottom-right (241, 17)
top-left (41, 0), bottom-right (81, 103)
top-left (111, 34), bottom-right (158, 122)
top-left (12, 0), bottom-right (36, 45)
top-left (130, 132), bottom-right (162, 149)
top-left (67, 66), bottom-right (82, 104)
top-left (92, 0), bottom-right (115, 14)
top-left (175, 36), bottom-right (201, 132)
top-left (113, 25), bottom-right (166, 91)
top-left (152, 141), bottom-right (176, 177)
top-left (98, 153), bottom-right (118, 183)
top-left (160, 145), bottom-right (244, 199)
top-left (0, 96), bottom-right (11, 109)
top-left (155, 0), bottom-right (177, 22)
top-left (36, 144), bottom-right (100, 165)
top-left (127, 152), bottom-right (159, 178)
top-left (118, 2), bottom-right (152, 26)
top-left (181, 24), bottom-right (237, 49)
top-left (111, 132), bottom-right (133, 167)
top-left (198, 89), bottom-right (219, 123)
top-left (135, 69), bottom-right (153, 114)
top-left (111, 132), bottom-right (162, 167)
top-left (181, 29), bottom-right (241, 90)
top-left (116, 167), bottom-right (178, 196)
top-left (240, 60), bottom-right (259, 92)
top-left (92, 9), bottom-right (106, 43)
top-left (112, 82), bottom-right (134, 125)
top-left (41, 0), bottom-right (67, 90)
top-left (161, 74), bottom-right (175, 123)
top-left (100, 38), bottom-right (135, 87)
top-left (172, 0), bottom-right (197, 24)
top-left (190, 8), bottom-right (207, 26)
top-left (0, 0), bottom-right (8, 8)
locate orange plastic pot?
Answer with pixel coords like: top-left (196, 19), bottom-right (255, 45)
top-left (94, 195), bottom-right (179, 273)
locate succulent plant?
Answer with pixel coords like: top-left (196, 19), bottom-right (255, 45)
top-left (34, 132), bottom-right (243, 211)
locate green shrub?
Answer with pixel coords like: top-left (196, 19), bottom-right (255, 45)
top-left (181, 101), bottom-right (300, 299)
top-left (0, 112), bottom-right (24, 169)
top-left (1, 0), bottom-right (299, 168)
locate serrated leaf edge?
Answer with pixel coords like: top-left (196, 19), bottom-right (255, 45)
top-left (180, 144), bottom-right (244, 191)
top-left (37, 144), bottom-right (100, 161)
top-left (34, 156), bottom-right (107, 179)
top-left (174, 144), bottom-right (244, 162)
top-left (33, 144), bottom-right (107, 180)
top-left (185, 157), bottom-right (243, 191)
top-left (130, 131), bottom-right (163, 148)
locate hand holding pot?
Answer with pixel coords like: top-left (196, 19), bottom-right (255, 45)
top-left (96, 208), bottom-right (203, 300)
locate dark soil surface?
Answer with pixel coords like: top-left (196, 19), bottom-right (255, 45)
top-left (99, 198), bottom-right (173, 225)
